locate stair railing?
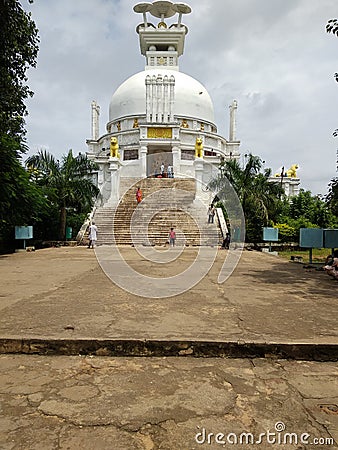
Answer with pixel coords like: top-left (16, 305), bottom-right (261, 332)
top-left (216, 207), bottom-right (228, 238)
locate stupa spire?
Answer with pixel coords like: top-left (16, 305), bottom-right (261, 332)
top-left (133, 1), bottom-right (191, 70)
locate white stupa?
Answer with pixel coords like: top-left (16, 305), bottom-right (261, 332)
top-left (86, 1), bottom-right (240, 206)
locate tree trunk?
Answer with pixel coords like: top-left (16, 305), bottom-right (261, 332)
top-left (59, 207), bottom-right (67, 240)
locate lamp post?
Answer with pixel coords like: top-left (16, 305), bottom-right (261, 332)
top-left (279, 166), bottom-right (285, 198)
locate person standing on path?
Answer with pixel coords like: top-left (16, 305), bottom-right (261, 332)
top-left (168, 227), bottom-right (176, 247)
top-left (221, 232), bottom-right (230, 249)
top-left (207, 205), bottom-right (215, 223)
top-left (87, 221), bottom-right (98, 249)
top-left (136, 187), bottom-right (143, 203)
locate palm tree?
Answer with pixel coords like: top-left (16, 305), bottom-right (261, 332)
top-left (209, 154), bottom-right (284, 241)
top-left (26, 149), bottom-right (99, 240)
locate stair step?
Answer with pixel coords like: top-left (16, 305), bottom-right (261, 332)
top-left (92, 178), bottom-right (221, 246)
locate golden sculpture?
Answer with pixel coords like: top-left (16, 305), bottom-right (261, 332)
top-left (133, 118), bottom-right (139, 128)
top-left (200, 122), bottom-right (204, 131)
top-left (147, 127), bottom-right (172, 138)
top-left (110, 137), bottom-right (120, 158)
top-left (195, 138), bottom-right (204, 158)
top-left (117, 121), bottom-right (121, 131)
top-left (181, 119), bottom-right (189, 128)
top-left (286, 164), bottom-right (299, 178)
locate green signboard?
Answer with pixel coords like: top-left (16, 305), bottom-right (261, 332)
top-left (299, 228), bottom-right (323, 248)
top-left (263, 227), bottom-right (279, 242)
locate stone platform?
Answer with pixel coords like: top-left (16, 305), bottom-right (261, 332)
top-left (0, 246), bottom-right (337, 355)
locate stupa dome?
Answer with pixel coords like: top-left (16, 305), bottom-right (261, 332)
top-left (109, 69), bottom-right (215, 124)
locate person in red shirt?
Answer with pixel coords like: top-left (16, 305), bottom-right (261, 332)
top-left (168, 227), bottom-right (176, 247)
top-left (136, 187), bottom-right (142, 203)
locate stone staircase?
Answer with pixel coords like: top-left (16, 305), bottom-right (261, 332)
top-left (93, 178), bottom-right (221, 246)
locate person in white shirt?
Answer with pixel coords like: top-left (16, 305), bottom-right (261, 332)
top-left (87, 222), bottom-right (98, 248)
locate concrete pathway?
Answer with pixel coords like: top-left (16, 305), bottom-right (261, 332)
top-left (0, 247), bottom-right (337, 349)
top-left (0, 355), bottom-right (337, 449)
top-left (0, 246), bottom-right (337, 449)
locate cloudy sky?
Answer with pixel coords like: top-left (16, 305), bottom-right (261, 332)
top-left (24, 0), bottom-right (338, 194)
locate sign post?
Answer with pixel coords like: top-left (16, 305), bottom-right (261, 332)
top-left (15, 226), bottom-right (33, 250)
top-left (299, 228), bottom-right (323, 264)
top-left (263, 227), bottom-right (279, 252)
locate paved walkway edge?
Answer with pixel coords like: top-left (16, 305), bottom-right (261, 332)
top-left (0, 338), bottom-right (337, 361)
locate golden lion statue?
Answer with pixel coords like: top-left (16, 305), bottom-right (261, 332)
top-left (195, 138), bottom-right (204, 158)
top-left (286, 164), bottom-right (298, 178)
top-left (110, 137), bottom-right (120, 158)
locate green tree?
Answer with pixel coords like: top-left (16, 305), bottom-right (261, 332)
top-left (274, 218), bottom-right (319, 243)
top-left (0, 0), bottom-right (39, 248)
top-left (209, 154), bottom-right (284, 241)
top-left (0, 135), bottom-right (48, 244)
top-left (326, 177), bottom-right (338, 218)
top-left (288, 189), bottom-right (336, 228)
top-left (0, 0), bottom-right (39, 141)
top-left (26, 150), bottom-right (99, 240)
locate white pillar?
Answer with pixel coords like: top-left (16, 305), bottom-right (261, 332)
top-left (163, 75), bottom-right (169, 123)
top-left (139, 145), bottom-right (148, 178)
top-left (194, 157), bottom-right (204, 195)
top-left (107, 158), bottom-right (121, 206)
top-left (172, 145), bottom-right (180, 177)
top-left (97, 164), bottom-right (104, 186)
top-left (145, 75), bottom-right (151, 122)
top-left (156, 75), bottom-right (163, 123)
top-left (91, 100), bottom-right (100, 140)
top-left (151, 76), bottom-right (157, 123)
top-left (169, 75), bottom-right (175, 122)
top-left (229, 100), bottom-right (237, 141)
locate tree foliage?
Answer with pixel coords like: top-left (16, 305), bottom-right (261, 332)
top-left (0, 135), bottom-right (48, 241)
top-left (288, 189), bottom-right (335, 227)
top-left (26, 150), bottom-right (99, 240)
top-left (0, 1), bottom-right (40, 248)
top-left (326, 19), bottom-right (338, 37)
top-left (209, 154), bottom-right (284, 242)
top-left (0, 0), bottom-right (39, 142)
top-left (276, 189), bottom-right (337, 242)
top-left (209, 154), bottom-right (338, 243)
top-left (326, 177), bottom-right (338, 217)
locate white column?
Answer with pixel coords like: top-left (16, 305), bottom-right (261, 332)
top-left (91, 100), bottom-right (100, 140)
top-left (151, 76), bottom-right (157, 123)
top-left (194, 158), bottom-right (204, 195)
top-left (229, 100), bottom-right (238, 141)
top-left (172, 145), bottom-right (180, 177)
top-left (169, 75), bottom-right (175, 122)
top-left (163, 75), bottom-right (169, 123)
top-left (145, 75), bottom-right (151, 122)
top-left (107, 158), bottom-right (121, 206)
top-left (156, 75), bottom-right (163, 123)
top-left (97, 164), bottom-right (104, 186)
top-left (139, 145), bottom-right (148, 178)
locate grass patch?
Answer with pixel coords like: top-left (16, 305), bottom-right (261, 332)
top-left (278, 248), bottom-right (332, 264)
